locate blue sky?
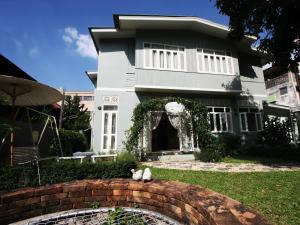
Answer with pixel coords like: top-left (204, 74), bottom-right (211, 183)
top-left (0, 0), bottom-right (229, 91)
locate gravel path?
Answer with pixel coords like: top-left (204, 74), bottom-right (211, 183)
top-left (142, 160), bottom-right (300, 172)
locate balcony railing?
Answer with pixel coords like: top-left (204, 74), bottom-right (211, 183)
top-left (265, 73), bottom-right (289, 89)
top-left (135, 68), bottom-right (242, 93)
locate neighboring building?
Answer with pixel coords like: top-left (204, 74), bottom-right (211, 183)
top-left (61, 90), bottom-right (95, 126)
top-left (263, 66), bottom-right (300, 143)
top-left (88, 14), bottom-right (267, 154)
top-left (264, 66), bottom-right (300, 107)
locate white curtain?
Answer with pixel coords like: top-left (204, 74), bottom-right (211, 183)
top-left (166, 113), bottom-right (181, 130)
top-left (151, 111), bottom-right (164, 130)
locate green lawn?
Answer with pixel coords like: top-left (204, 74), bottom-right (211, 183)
top-left (221, 155), bottom-right (300, 164)
top-left (148, 167), bottom-right (300, 225)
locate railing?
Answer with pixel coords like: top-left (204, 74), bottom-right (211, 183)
top-left (265, 73), bottom-right (289, 89)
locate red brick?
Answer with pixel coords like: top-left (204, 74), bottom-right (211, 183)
top-left (62, 184), bottom-right (86, 193)
top-left (107, 195), bottom-right (126, 202)
top-left (41, 199), bottom-right (60, 207)
top-left (60, 197), bottom-right (84, 205)
top-left (108, 180), bottom-right (129, 190)
top-left (92, 189), bottom-right (112, 196)
top-left (34, 185), bottom-right (62, 196)
top-left (113, 189), bottom-right (132, 196)
top-left (41, 193), bottom-right (67, 202)
top-left (1, 189), bottom-right (34, 203)
top-left (84, 196), bottom-right (106, 202)
top-left (69, 190), bottom-right (91, 198)
top-left (73, 202), bottom-right (90, 208)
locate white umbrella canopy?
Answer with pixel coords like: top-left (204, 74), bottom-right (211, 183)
top-left (0, 75), bottom-right (62, 106)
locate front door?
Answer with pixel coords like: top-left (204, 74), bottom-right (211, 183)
top-left (101, 105), bottom-right (118, 151)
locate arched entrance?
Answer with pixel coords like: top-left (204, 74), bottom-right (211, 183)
top-left (151, 112), bottom-right (180, 151)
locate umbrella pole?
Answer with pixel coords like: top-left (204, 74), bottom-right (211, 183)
top-left (10, 87), bottom-right (16, 166)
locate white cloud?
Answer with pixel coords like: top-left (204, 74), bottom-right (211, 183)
top-left (13, 39), bottom-right (23, 51)
top-left (62, 27), bottom-right (97, 60)
top-left (29, 47), bottom-right (39, 57)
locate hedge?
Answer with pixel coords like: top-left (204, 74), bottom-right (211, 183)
top-left (0, 159), bottom-right (137, 191)
top-left (58, 129), bottom-right (88, 156)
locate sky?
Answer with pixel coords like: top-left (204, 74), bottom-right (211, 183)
top-left (0, 0), bottom-right (229, 91)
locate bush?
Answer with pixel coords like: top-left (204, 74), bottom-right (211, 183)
top-left (219, 134), bottom-right (241, 156)
top-left (240, 143), bottom-right (300, 161)
top-left (58, 129), bottom-right (88, 156)
top-left (194, 135), bottom-right (224, 162)
top-left (0, 159), bottom-right (137, 191)
top-left (116, 150), bottom-right (138, 163)
top-left (258, 116), bottom-right (291, 146)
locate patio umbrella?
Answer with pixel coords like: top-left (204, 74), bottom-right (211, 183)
top-left (0, 74), bottom-right (63, 166)
top-left (0, 75), bottom-right (62, 107)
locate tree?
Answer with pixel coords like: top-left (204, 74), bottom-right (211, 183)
top-left (213, 0), bottom-right (300, 71)
top-left (62, 95), bottom-right (90, 131)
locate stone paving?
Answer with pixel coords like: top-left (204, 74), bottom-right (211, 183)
top-left (142, 160), bottom-right (300, 172)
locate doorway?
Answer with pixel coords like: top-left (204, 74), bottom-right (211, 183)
top-left (152, 113), bottom-right (179, 151)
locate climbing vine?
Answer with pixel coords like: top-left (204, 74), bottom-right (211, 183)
top-left (125, 97), bottom-right (223, 161)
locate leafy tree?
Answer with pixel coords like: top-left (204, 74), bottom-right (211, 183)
top-left (62, 95), bottom-right (90, 131)
top-left (213, 0), bottom-right (300, 71)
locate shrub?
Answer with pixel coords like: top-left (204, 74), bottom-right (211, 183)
top-left (0, 159), bottom-right (137, 191)
top-left (194, 135), bottom-right (224, 162)
top-left (58, 129), bottom-right (88, 156)
top-left (116, 150), bottom-right (138, 163)
top-left (258, 116), bottom-right (291, 146)
top-left (219, 134), bottom-right (241, 156)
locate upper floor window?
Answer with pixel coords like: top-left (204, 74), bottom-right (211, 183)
top-left (197, 49), bottom-right (234, 75)
top-left (208, 107), bottom-right (232, 133)
top-left (239, 108), bottom-right (263, 132)
top-left (279, 86), bottom-right (288, 96)
top-left (83, 96), bottom-right (94, 101)
top-left (144, 43), bottom-right (186, 71)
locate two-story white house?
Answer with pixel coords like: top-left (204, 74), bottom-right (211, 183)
top-left (87, 14), bottom-right (267, 154)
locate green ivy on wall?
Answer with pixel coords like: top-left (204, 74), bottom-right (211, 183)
top-left (124, 97), bottom-right (223, 162)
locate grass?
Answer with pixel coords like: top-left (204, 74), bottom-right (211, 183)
top-left (221, 155), bottom-right (300, 164)
top-left (147, 167), bottom-right (300, 225)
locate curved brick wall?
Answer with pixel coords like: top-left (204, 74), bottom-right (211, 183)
top-left (0, 179), bottom-right (270, 225)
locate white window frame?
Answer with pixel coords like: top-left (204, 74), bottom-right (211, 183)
top-left (143, 42), bottom-right (187, 72)
top-left (101, 105), bottom-right (118, 151)
top-left (239, 108), bottom-right (263, 132)
top-left (208, 107), bottom-right (233, 133)
top-left (197, 48), bottom-right (235, 75)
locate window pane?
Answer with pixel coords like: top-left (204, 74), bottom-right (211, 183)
top-left (103, 136), bottom-right (108, 149)
top-left (216, 56), bottom-right (221, 72)
top-left (256, 113), bottom-right (262, 130)
top-left (173, 52), bottom-right (178, 69)
top-left (225, 108), bottom-right (230, 112)
top-left (159, 51), bottom-right (164, 68)
top-left (239, 108), bottom-right (248, 112)
top-left (241, 114), bottom-right (247, 131)
top-left (103, 113), bottom-right (108, 134)
top-left (166, 52), bottom-right (171, 68)
top-left (214, 107), bottom-right (224, 112)
top-left (209, 114), bottom-right (214, 131)
top-left (250, 108), bottom-right (259, 113)
top-left (103, 105), bottom-right (118, 111)
top-left (221, 113), bottom-right (227, 131)
top-left (203, 49), bottom-right (213, 54)
top-left (216, 114), bottom-right (221, 131)
top-left (210, 56), bottom-right (215, 72)
top-left (111, 136), bottom-right (115, 149)
top-left (144, 43), bottom-right (150, 48)
top-left (227, 113), bottom-right (232, 131)
top-left (280, 87), bottom-right (288, 95)
top-left (111, 113), bottom-right (116, 134)
top-left (247, 113), bottom-right (257, 131)
top-left (222, 57), bottom-right (227, 73)
top-left (152, 50), bottom-right (157, 68)
top-left (204, 55), bottom-right (209, 72)
top-left (227, 57), bottom-right (233, 74)
top-left (152, 44), bottom-right (163, 49)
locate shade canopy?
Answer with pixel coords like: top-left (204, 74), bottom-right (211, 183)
top-left (0, 75), bottom-right (62, 106)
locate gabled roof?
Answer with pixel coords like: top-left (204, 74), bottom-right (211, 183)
top-left (89, 14), bottom-right (257, 51)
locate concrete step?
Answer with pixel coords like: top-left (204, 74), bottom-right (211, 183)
top-left (144, 151), bottom-right (195, 162)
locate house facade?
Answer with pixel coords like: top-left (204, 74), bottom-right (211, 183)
top-left (88, 15), bottom-right (267, 154)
